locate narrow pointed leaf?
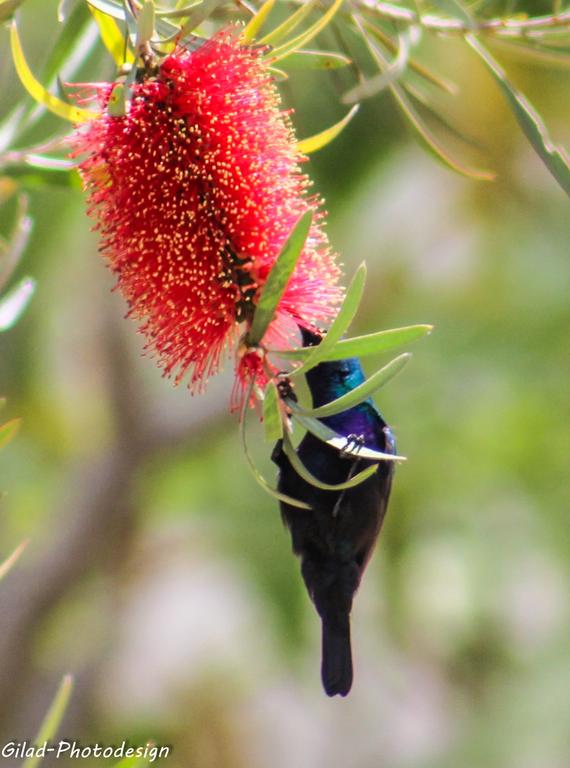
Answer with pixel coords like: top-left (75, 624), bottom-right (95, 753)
top-left (268, 66), bottom-right (289, 81)
top-left (263, 381), bottom-right (283, 441)
top-left (0, 3), bottom-right (95, 150)
top-left (136, 0), bottom-right (155, 48)
top-left (247, 211), bottom-right (312, 346)
top-left (269, 0), bottom-right (345, 64)
top-left (272, 323), bottom-right (433, 361)
top-left (391, 78), bottom-right (495, 180)
top-left (282, 431), bottom-right (378, 491)
top-left (258, 0), bottom-right (318, 46)
top-left (0, 539), bottom-right (28, 581)
top-left (362, 21), bottom-right (456, 94)
top-left (86, 0), bottom-right (125, 20)
top-left (300, 353), bottom-right (411, 418)
top-left (354, 15), bottom-right (493, 181)
top-left (175, 0), bottom-right (226, 41)
top-left (156, 2), bottom-right (203, 18)
top-left (0, 277), bottom-right (35, 332)
top-left (466, 34), bottom-right (570, 196)
top-left (242, 0), bottom-right (276, 43)
top-left (343, 29), bottom-right (413, 103)
top-left (10, 22), bottom-right (98, 123)
top-left (240, 400), bottom-right (311, 509)
top-left (0, 417), bottom-right (21, 450)
top-left (291, 262), bottom-right (366, 377)
top-left (89, 5), bottom-right (133, 64)
top-left (297, 105), bottom-right (359, 155)
top-left (23, 676), bottom-right (74, 768)
top-left (281, 49), bottom-right (351, 70)
top-left (10, 154), bottom-right (75, 171)
top-left (107, 83), bottom-right (128, 116)
top-left (289, 403), bottom-right (405, 461)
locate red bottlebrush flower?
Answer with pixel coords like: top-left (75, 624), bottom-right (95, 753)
top-left (73, 30), bottom-right (342, 394)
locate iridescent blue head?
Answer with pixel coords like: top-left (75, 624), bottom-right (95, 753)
top-left (300, 327), bottom-right (366, 409)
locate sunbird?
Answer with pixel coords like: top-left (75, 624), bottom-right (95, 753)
top-left (272, 328), bottom-right (396, 697)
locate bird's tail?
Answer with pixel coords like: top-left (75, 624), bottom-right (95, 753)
top-left (321, 614), bottom-right (353, 697)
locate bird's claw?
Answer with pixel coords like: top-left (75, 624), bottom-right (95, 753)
top-left (276, 375), bottom-right (297, 403)
top-left (340, 433), bottom-right (365, 459)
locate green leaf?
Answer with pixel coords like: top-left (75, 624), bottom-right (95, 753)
top-left (466, 34), bottom-right (570, 196)
top-left (10, 22), bottom-right (98, 124)
top-left (392, 77), bottom-right (495, 180)
top-left (240, 397), bottom-right (311, 510)
top-left (280, 49), bottom-right (351, 70)
top-left (299, 353), bottom-right (411, 418)
top-left (272, 323), bottom-right (433, 361)
top-left (0, 3), bottom-right (94, 150)
top-left (290, 263), bottom-right (366, 377)
top-left (289, 403), bottom-right (405, 461)
top-left (156, 2), bottom-right (203, 19)
top-left (8, 154), bottom-right (74, 172)
top-left (258, 0), bottom-right (319, 46)
top-left (263, 381), bottom-right (283, 441)
top-left (297, 105), bottom-right (359, 155)
top-left (242, 0), bottom-right (277, 43)
top-left (89, 4), bottom-right (133, 65)
top-left (85, 0), bottom-right (125, 20)
top-left (174, 0), bottom-right (226, 41)
top-left (0, 539), bottom-right (28, 581)
top-left (353, 15), bottom-right (494, 181)
top-left (362, 22), bottom-right (456, 95)
top-left (247, 211), bottom-right (312, 346)
top-left (282, 430), bottom-right (378, 490)
top-left (42, 0), bottom-right (92, 85)
top-left (136, 0), bottom-right (155, 48)
top-left (269, 0), bottom-right (345, 64)
top-left (0, 417), bottom-right (21, 449)
top-left (343, 29), bottom-right (414, 103)
top-left (23, 675), bottom-right (74, 768)
top-left (0, 276), bottom-right (35, 332)
top-left (107, 83), bottom-right (128, 116)
top-left (87, 0), bottom-right (178, 38)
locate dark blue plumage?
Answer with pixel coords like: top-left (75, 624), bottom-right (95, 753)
top-left (272, 329), bottom-right (396, 697)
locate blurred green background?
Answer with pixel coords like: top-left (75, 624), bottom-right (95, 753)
top-left (0, 1), bottom-right (569, 767)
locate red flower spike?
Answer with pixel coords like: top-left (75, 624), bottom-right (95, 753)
top-left (73, 31), bottom-right (342, 394)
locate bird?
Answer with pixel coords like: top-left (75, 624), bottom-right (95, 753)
top-left (272, 327), bottom-right (396, 697)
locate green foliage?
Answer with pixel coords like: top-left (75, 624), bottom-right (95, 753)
top-left (275, 324), bottom-right (433, 361)
top-left (262, 381), bottom-right (283, 442)
top-left (290, 262), bottom-right (367, 376)
top-left (467, 34), bottom-right (570, 195)
top-left (247, 211), bottom-right (313, 346)
top-left (23, 676), bottom-right (74, 768)
top-left (282, 429), bottom-right (379, 490)
top-left (298, 352), bottom-right (411, 419)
